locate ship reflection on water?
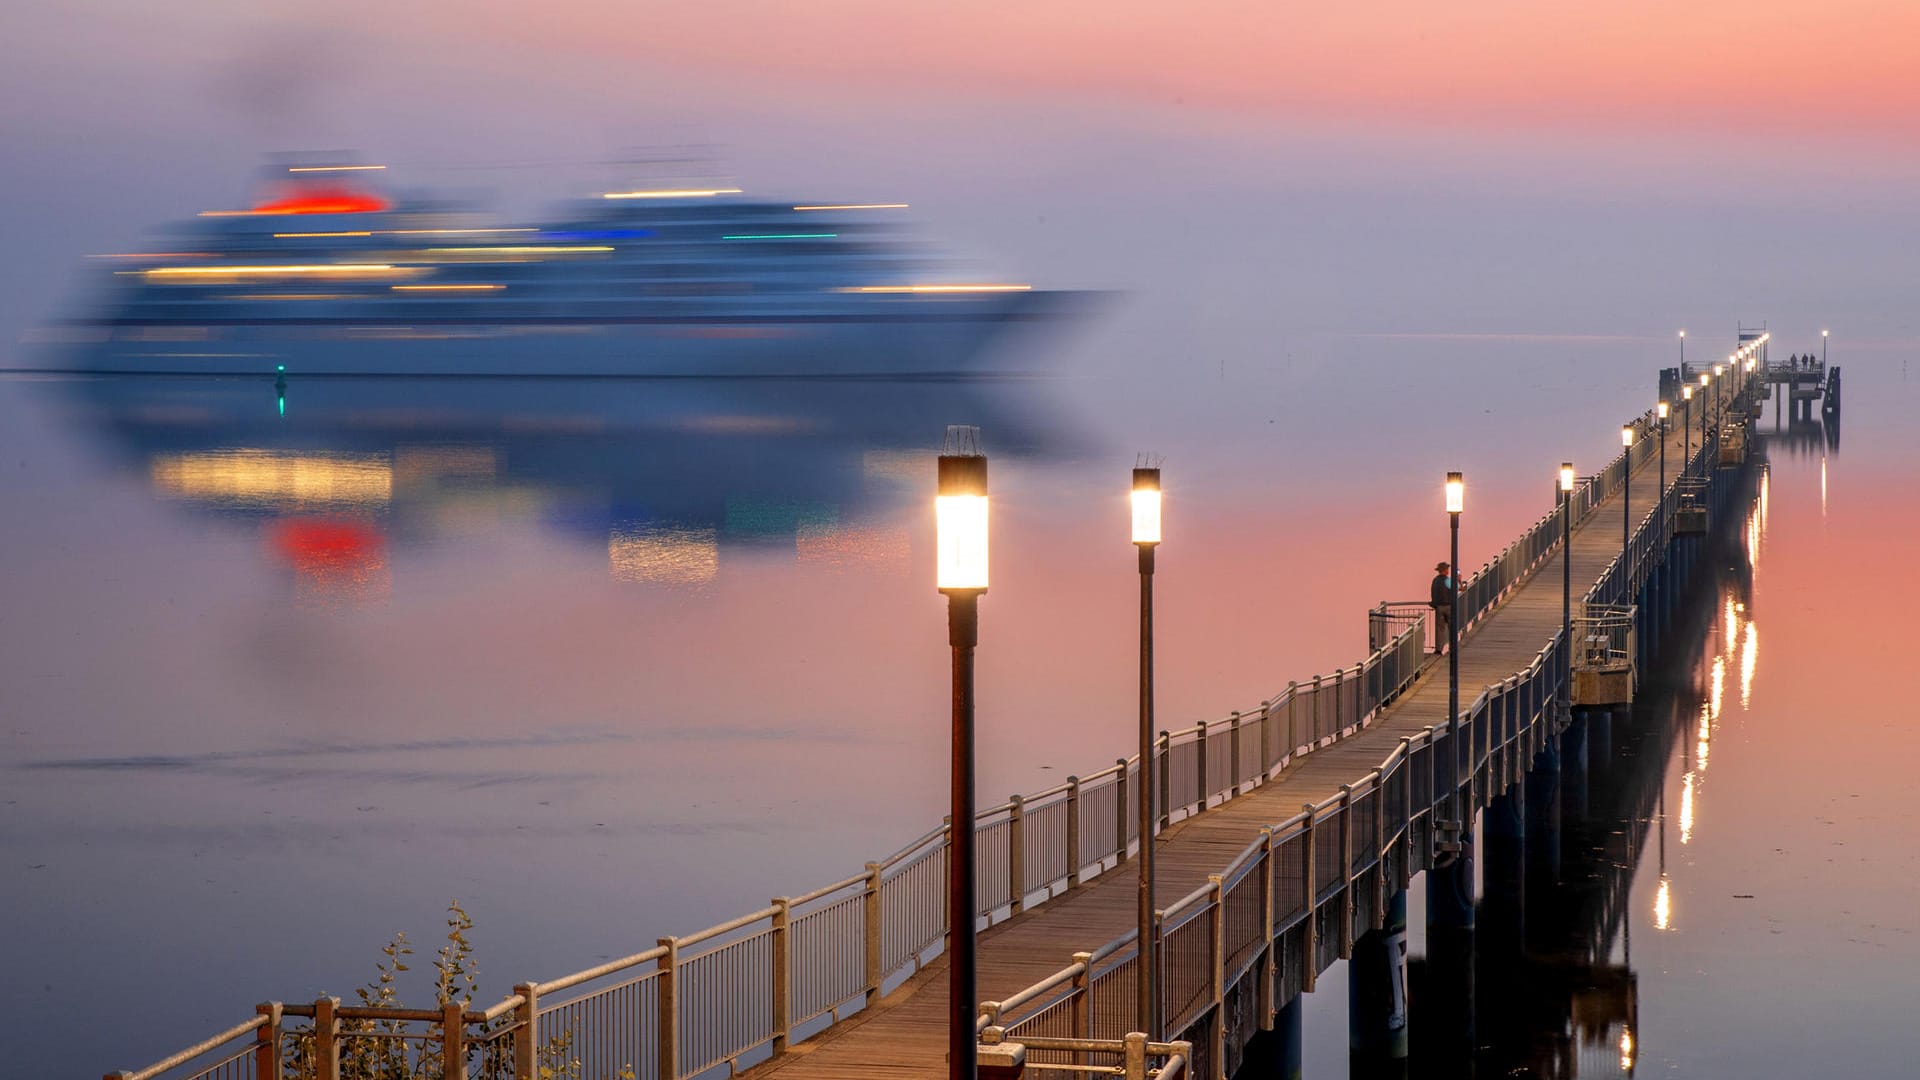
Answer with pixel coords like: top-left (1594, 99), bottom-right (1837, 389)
top-left (60, 372), bottom-right (1074, 600)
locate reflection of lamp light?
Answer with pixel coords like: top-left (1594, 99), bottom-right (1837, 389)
top-left (934, 426), bottom-right (985, 1080)
top-left (1130, 464), bottom-right (1160, 1038)
top-left (1654, 876), bottom-right (1672, 930)
top-left (1680, 771), bottom-right (1695, 843)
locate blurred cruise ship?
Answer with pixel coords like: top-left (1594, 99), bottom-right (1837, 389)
top-left (42, 161), bottom-right (1082, 377)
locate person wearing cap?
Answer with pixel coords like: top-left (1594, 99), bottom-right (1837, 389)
top-left (1429, 561), bottom-right (1453, 654)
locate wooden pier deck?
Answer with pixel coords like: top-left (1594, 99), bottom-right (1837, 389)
top-left (741, 423), bottom-right (1693, 1079)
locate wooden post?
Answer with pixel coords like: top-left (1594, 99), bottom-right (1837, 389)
top-left (1115, 759), bottom-right (1131, 865)
top-left (1300, 805), bottom-right (1318, 994)
top-left (771, 897), bottom-right (792, 1054)
top-left (656, 938), bottom-right (679, 1080)
top-left (1255, 829), bottom-right (1275, 1029)
top-left (1371, 769), bottom-right (1386, 928)
top-left (1208, 874), bottom-right (1226, 1079)
top-left (1397, 740), bottom-right (1415, 890)
top-left (1195, 721), bottom-right (1209, 814)
top-left (1259, 699), bottom-right (1274, 777)
top-left (1310, 676), bottom-right (1323, 743)
top-left (1229, 712), bottom-right (1243, 796)
top-left (1285, 682), bottom-right (1299, 755)
top-left (1066, 777), bottom-right (1083, 889)
top-left (312, 997), bottom-right (339, 1080)
top-left (1008, 795), bottom-right (1027, 914)
top-left (1338, 786), bottom-right (1354, 959)
top-left (1070, 950), bottom-right (1093, 1068)
top-left (864, 862), bottom-right (884, 1004)
top-left (254, 1002), bottom-right (283, 1080)
top-left (1122, 1031), bottom-right (1148, 1080)
top-left (1157, 734), bottom-right (1172, 831)
top-left (511, 983), bottom-right (538, 1080)
top-left (439, 1002), bottom-right (465, 1080)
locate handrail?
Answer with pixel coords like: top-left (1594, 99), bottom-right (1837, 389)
top-left (112, 1016), bottom-right (267, 1080)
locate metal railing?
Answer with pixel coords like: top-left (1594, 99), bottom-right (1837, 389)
top-left (111, 409), bottom-right (1701, 1080)
top-left (984, 638), bottom-right (1568, 1080)
top-left (1573, 604), bottom-right (1636, 671)
top-left (110, 616), bottom-right (1429, 1080)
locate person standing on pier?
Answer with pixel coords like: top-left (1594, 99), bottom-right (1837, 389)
top-left (1430, 561), bottom-right (1453, 654)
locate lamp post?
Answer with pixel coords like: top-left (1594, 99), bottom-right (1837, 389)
top-left (1823, 328), bottom-right (1829, 366)
top-left (1445, 471), bottom-right (1463, 800)
top-left (1681, 385), bottom-right (1694, 472)
top-left (1621, 425), bottom-right (1634, 558)
top-left (1679, 329), bottom-right (1685, 369)
top-left (936, 429), bottom-right (988, 1080)
top-left (1559, 462), bottom-right (1574, 699)
top-left (1656, 401), bottom-right (1669, 494)
top-left (1130, 464), bottom-right (1161, 1039)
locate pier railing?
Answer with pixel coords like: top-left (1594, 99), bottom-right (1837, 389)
top-left (978, 409), bottom-right (1716, 1079)
top-left (981, 635), bottom-right (1567, 1080)
top-left (109, 410), bottom-right (1686, 1080)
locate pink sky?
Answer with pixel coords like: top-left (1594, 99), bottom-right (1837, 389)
top-left (391, 1), bottom-right (1920, 140)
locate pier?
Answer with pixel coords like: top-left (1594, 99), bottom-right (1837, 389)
top-left (110, 351), bottom-right (1776, 1080)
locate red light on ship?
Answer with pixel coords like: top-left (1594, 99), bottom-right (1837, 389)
top-left (252, 184), bottom-right (391, 216)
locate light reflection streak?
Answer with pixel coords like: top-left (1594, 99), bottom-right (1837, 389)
top-left (837, 284), bottom-right (1031, 294)
top-left (1620, 1028), bottom-right (1635, 1072)
top-left (1709, 655), bottom-right (1725, 721)
top-left (1741, 620), bottom-right (1759, 709)
top-left (608, 526), bottom-right (719, 586)
top-left (1723, 598), bottom-right (1738, 657)
top-left (1697, 704), bottom-right (1712, 772)
top-left (603, 188), bottom-right (742, 199)
top-left (1654, 877), bottom-right (1672, 929)
top-left (150, 450), bottom-right (392, 508)
top-left (1680, 772), bottom-right (1695, 844)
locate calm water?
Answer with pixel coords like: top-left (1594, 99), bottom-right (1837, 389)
top-left (1, 341), bottom-right (1913, 1075)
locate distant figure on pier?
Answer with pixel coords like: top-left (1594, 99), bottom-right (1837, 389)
top-left (1430, 561), bottom-right (1453, 654)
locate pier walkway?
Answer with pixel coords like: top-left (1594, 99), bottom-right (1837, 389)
top-left (737, 420), bottom-right (1696, 1080)
top-left (112, 357), bottom-right (1773, 1080)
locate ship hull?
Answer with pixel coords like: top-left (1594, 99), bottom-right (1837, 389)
top-left (32, 292), bottom-right (1082, 378)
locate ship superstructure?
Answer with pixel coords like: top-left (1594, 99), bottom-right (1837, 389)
top-left (42, 164), bottom-right (1075, 376)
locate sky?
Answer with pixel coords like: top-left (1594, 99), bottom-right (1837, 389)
top-left (4, 1), bottom-right (1919, 361)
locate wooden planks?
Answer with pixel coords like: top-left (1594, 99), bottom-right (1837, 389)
top-left (738, 425), bottom-right (1693, 1078)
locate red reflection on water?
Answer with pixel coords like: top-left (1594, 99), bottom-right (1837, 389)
top-left (267, 517), bottom-right (389, 600)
